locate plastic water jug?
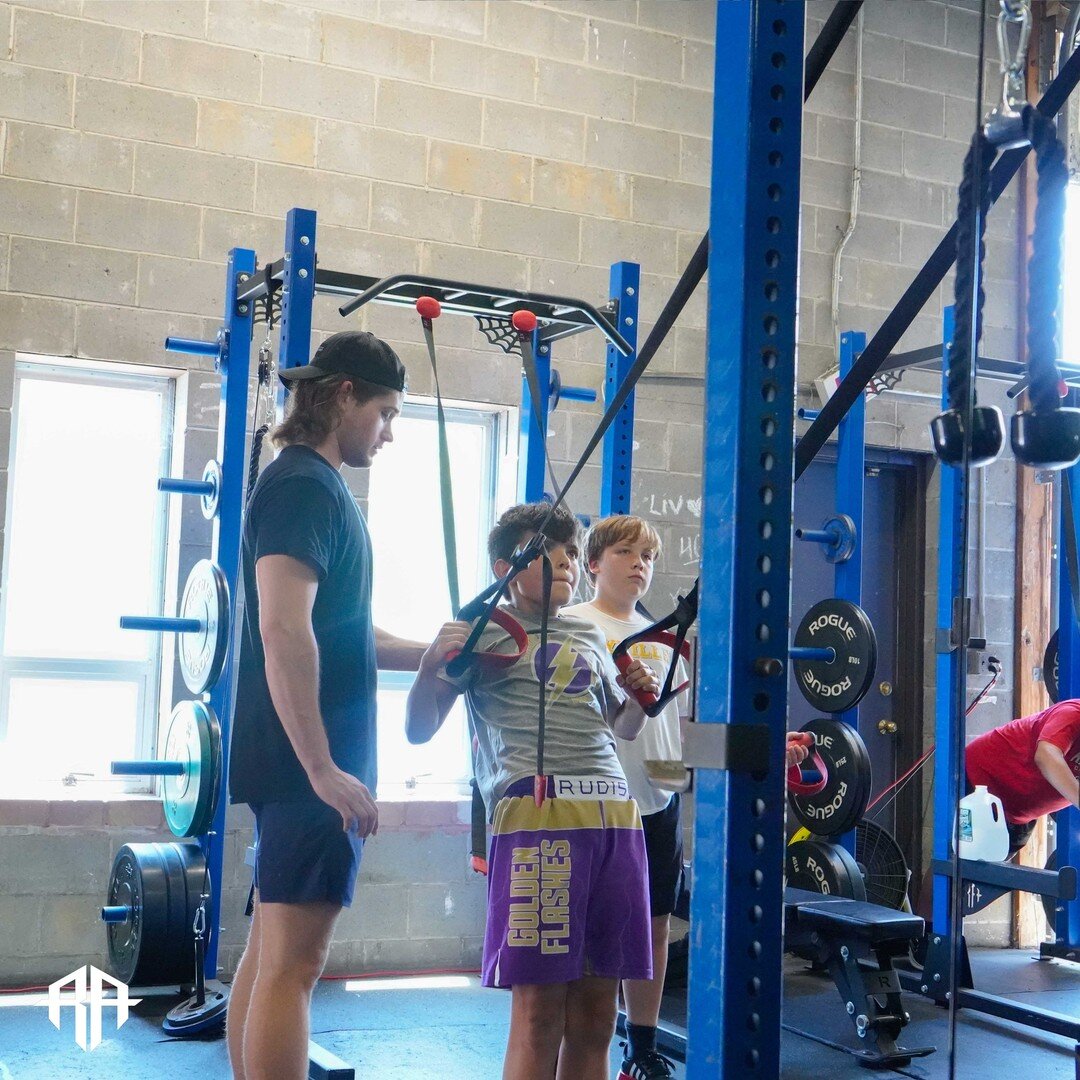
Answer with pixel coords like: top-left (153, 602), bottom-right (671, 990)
top-left (957, 785), bottom-right (1010, 862)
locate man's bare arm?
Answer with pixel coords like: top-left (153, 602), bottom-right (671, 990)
top-left (1035, 740), bottom-right (1080, 808)
top-left (374, 626), bottom-right (429, 672)
top-left (257, 555), bottom-right (378, 835)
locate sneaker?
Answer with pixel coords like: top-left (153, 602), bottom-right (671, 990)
top-left (618, 1047), bottom-right (677, 1080)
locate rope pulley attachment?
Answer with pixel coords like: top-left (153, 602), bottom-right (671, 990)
top-left (612, 582), bottom-right (697, 718)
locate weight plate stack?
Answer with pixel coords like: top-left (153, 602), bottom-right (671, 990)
top-left (786, 838), bottom-right (867, 901)
top-left (162, 700), bottom-right (222, 838)
top-left (104, 842), bottom-right (207, 987)
top-left (793, 598), bottom-right (877, 713)
top-left (179, 559), bottom-right (230, 695)
top-left (787, 717), bottom-right (872, 838)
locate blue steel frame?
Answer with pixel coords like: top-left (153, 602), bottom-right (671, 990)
top-left (689, 2), bottom-right (803, 1075)
top-left (1050, 463), bottom-right (1080, 947)
top-left (518, 327), bottom-right (551, 502)
top-left (199, 246), bottom-right (255, 978)
top-left (601, 262), bottom-right (640, 516)
top-left (932, 305), bottom-right (963, 938)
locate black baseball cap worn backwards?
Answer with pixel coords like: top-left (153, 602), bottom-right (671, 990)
top-left (280, 331), bottom-right (407, 392)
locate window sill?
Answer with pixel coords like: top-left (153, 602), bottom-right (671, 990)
top-left (0, 794), bottom-right (165, 828)
top-left (376, 785), bottom-right (472, 832)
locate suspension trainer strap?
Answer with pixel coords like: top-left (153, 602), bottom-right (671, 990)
top-left (514, 310), bottom-right (565, 504)
top-left (534, 554), bottom-right (553, 807)
top-left (417, 297), bottom-right (460, 615)
top-left (613, 582), bottom-right (698, 717)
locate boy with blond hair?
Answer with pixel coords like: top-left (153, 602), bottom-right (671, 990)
top-left (406, 502), bottom-right (660, 1080)
top-left (564, 514), bottom-right (687, 1080)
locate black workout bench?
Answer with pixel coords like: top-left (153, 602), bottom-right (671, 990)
top-left (785, 887), bottom-right (936, 1068)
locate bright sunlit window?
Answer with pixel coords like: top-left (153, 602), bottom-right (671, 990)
top-left (367, 401), bottom-right (512, 794)
top-left (0, 360), bottom-right (176, 791)
top-left (1064, 183), bottom-right (1080, 363)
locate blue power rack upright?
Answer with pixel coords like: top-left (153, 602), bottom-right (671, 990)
top-left (685, 2), bottom-right (804, 1075)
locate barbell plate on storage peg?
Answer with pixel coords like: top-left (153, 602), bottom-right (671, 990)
top-left (787, 717), bottom-right (872, 838)
top-left (1044, 629), bottom-right (1060, 704)
top-left (104, 842), bottom-right (205, 986)
top-left (179, 559), bottom-right (230, 695)
top-left (785, 838), bottom-right (867, 901)
top-left (793, 598), bottom-right (877, 713)
top-left (200, 460), bottom-right (222, 520)
top-left (162, 700), bottom-right (222, 838)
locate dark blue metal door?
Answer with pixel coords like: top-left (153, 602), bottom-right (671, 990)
top-left (790, 457), bottom-right (906, 837)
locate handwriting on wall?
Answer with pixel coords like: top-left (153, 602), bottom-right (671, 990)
top-left (645, 493), bottom-right (702, 519)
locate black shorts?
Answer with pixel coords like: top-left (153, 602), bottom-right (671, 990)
top-left (250, 800), bottom-right (364, 907)
top-left (641, 793), bottom-right (684, 918)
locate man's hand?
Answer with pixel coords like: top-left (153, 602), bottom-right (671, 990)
top-left (309, 763), bottom-right (379, 837)
top-left (786, 733), bottom-right (811, 769)
top-left (616, 658), bottom-right (662, 703)
top-left (419, 620), bottom-right (473, 674)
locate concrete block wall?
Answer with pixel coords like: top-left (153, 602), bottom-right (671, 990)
top-left (0, 0), bottom-right (1032, 979)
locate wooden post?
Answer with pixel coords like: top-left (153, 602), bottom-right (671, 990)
top-left (1013, 14), bottom-right (1056, 948)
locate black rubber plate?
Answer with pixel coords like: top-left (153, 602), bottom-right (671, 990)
top-left (1045, 629), bottom-right (1060, 704)
top-left (162, 701), bottom-right (221, 839)
top-left (785, 838), bottom-right (867, 901)
top-left (793, 598), bottom-right (877, 714)
top-left (788, 717), bottom-right (872, 838)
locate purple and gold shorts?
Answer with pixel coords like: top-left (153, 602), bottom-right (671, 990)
top-left (483, 775), bottom-right (652, 988)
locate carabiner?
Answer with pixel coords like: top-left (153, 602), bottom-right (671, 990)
top-left (997, 0), bottom-right (1030, 111)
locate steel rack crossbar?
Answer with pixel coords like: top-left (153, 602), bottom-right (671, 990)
top-left (877, 343), bottom-right (1080, 386)
top-left (235, 262), bottom-right (633, 355)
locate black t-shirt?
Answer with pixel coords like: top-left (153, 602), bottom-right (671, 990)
top-left (229, 444), bottom-right (377, 804)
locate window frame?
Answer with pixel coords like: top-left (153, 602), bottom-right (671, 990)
top-left (0, 356), bottom-right (180, 794)
top-left (370, 396), bottom-right (516, 795)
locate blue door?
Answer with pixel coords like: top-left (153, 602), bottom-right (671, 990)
top-left (789, 453), bottom-right (922, 842)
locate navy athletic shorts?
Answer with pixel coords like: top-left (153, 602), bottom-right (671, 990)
top-left (641, 793), bottom-right (685, 918)
top-left (250, 800), bottom-right (364, 908)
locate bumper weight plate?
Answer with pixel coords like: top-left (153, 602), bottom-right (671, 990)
top-left (1045, 629), bottom-right (1060, 704)
top-left (179, 559), bottom-right (230, 695)
top-left (786, 837), bottom-right (867, 901)
top-left (788, 717), bottom-right (872, 838)
top-left (793, 598), bottom-right (877, 714)
top-left (162, 700), bottom-right (222, 839)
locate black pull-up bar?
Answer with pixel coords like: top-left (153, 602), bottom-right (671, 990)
top-left (795, 39), bottom-right (1080, 480)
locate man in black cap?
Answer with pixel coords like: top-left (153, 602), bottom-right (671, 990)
top-left (227, 331), bottom-right (428, 1080)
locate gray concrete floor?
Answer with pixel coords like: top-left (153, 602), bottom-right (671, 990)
top-left (0, 949), bottom-right (1077, 1078)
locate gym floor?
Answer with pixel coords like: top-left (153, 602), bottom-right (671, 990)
top-left (1, 949), bottom-right (1076, 1079)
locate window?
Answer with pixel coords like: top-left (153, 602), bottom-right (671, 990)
top-left (1065, 183), bottom-right (1080, 363)
top-left (0, 359), bottom-right (176, 793)
top-left (366, 400), bottom-right (514, 793)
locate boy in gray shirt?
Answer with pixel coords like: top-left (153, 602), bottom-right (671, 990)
top-left (407, 502), bottom-right (658, 1080)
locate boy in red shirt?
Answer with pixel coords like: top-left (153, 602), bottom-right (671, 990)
top-left (965, 699), bottom-right (1080, 855)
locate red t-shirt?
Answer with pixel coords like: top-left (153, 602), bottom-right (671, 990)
top-left (965, 700), bottom-right (1080, 823)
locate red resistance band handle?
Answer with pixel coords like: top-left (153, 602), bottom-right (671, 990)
top-left (612, 631), bottom-right (691, 716)
top-left (786, 733), bottom-right (829, 796)
top-left (445, 608), bottom-right (530, 674)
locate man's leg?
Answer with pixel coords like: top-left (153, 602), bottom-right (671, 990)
top-left (556, 975), bottom-right (619, 1080)
top-left (504, 982), bottom-right (567, 1080)
top-left (242, 899), bottom-right (341, 1080)
top-left (622, 912), bottom-right (671, 1021)
top-left (227, 893), bottom-right (262, 1080)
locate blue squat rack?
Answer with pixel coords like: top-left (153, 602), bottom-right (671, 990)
top-left (103, 203), bottom-right (645, 1068)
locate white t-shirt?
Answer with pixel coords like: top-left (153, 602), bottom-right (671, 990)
top-left (563, 600), bottom-right (688, 815)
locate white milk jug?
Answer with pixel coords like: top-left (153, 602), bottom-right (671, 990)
top-left (957, 785), bottom-right (1010, 862)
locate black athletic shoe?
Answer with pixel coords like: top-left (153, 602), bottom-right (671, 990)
top-left (618, 1048), bottom-right (678, 1079)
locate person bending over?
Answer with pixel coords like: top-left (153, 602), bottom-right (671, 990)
top-left (406, 502), bottom-right (660, 1080)
top-left (227, 332), bottom-right (429, 1080)
top-left (965, 697), bottom-right (1080, 856)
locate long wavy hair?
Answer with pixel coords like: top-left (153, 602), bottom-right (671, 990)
top-left (271, 373), bottom-right (387, 449)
